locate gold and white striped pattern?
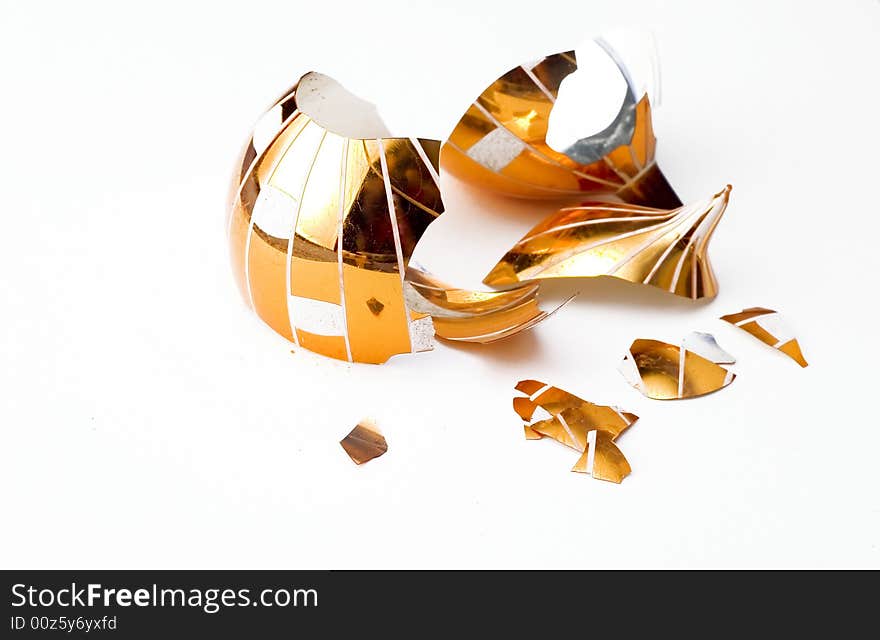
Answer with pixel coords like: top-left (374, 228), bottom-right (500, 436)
top-left (619, 338), bottom-right (736, 400)
top-left (483, 186), bottom-right (731, 300)
top-left (720, 308), bottom-right (808, 367)
top-left (441, 50), bottom-right (681, 208)
top-left (513, 380), bottom-right (636, 483)
top-left (228, 77), bottom-right (444, 363)
top-left (228, 73), bottom-right (560, 363)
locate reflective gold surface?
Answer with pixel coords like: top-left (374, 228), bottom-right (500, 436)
top-left (229, 73), bottom-right (565, 362)
top-left (340, 420), bottom-right (388, 465)
top-left (228, 74), bottom-right (443, 363)
top-left (441, 50), bottom-right (681, 207)
top-left (513, 379), bottom-right (638, 443)
top-left (570, 430), bottom-right (631, 484)
top-left (619, 338), bottom-right (736, 400)
top-left (720, 307), bottom-right (808, 367)
top-left (483, 186), bottom-right (731, 299)
top-left (404, 268), bottom-right (564, 344)
top-left (514, 380), bottom-right (635, 483)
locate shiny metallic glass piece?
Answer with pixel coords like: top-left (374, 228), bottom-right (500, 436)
top-left (340, 420), bottom-right (388, 465)
top-left (228, 73), bottom-right (559, 363)
top-left (228, 73), bottom-right (442, 363)
top-left (441, 46), bottom-right (681, 207)
top-left (405, 269), bottom-right (564, 344)
top-left (720, 307), bottom-right (808, 367)
top-left (514, 380), bottom-right (635, 483)
top-left (570, 429), bottom-right (631, 484)
top-left (619, 338), bottom-right (736, 400)
top-left (483, 186), bottom-right (730, 299)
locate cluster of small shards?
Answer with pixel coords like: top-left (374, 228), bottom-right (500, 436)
top-left (340, 308), bottom-right (807, 471)
top-left (513, 307), bottom-right (808, 483)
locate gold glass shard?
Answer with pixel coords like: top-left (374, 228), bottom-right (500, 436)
top-left (571, 430), bottom-right (631, 484)
top-left (228, 72), bottom-right (444, 364)
top-left (720, 307), bottom-right (808, 367)
top-left (483, 186), bottom-right (730, 300)
top-left (441, 45), bottom-right (681, 207)
top-left (229, 72), bottom-right (568, 362)
top-left (514, 379), bottom-right (549, 398)
top-left (340, 420), bottom-right (388, 465)
top-left (619, 338), bottom-right (736, 400)
top-left (404, 268), bottom-right (564, 344)
top-left (513, 396), bottom-right (537, 422)
top-left (515, 381), bottom-right (635, 483)
top-left (512, 380), bottom-right (638, 443)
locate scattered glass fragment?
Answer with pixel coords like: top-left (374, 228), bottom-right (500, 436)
top-left (340, 420), bottom-right (388, 465)
top-left (720, 307), bottom-right (808, 367)
top-left (483, 187), bottom-right (730, 300)
top-left (618, 338), bottom-right (735, 400)
top-left (514, 381), bottom-right (636, 483)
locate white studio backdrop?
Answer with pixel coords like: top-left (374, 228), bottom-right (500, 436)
top-left (1, 0), bottom-right (878, 568)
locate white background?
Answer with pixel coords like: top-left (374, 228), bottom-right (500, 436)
top-left (1, 0), bottom-right (878, 568)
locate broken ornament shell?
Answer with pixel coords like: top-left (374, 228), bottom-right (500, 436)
top-left (227, 72), bottom-right (557, 363)
top-left (441, 39), bottom-right (681, 207)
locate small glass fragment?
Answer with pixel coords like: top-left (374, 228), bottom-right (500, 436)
top-left (482, 187), bottom-right (730, 300)
top-left (619, 338), bottom-right (735, 400)
top-left (720, 307), bottom-right (808, 367)
top-left (570, 430), bottom-right (631, 484)
top-left (514, 381), bottom-right (636, 483)
top-left (340, 420), bottom-right (388, 465)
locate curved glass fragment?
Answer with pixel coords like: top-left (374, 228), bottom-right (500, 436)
top-left (512, 379), bottom-right (638, 442)
top-left (483, 186), bottom-right (731, 300)
top-left (681, 331), bottom-right (736, 365)
top-left (228, 73), bottom-right (559, 363)
top-left (441, 42), bottom-right (681, 207)
top-left (619, 338), bottom-right (736, 400)
top-left (720, 307), bottom-right (808, 367)
top-left (340, 420), bottom-right (387, 465)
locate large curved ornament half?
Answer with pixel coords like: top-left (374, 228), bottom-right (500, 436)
top-left (441, 46), bottom-right (681, 208)
top-left (228, 73), bottom-right (558, 363)
top-left (228, 75), bottom-right (442, 364)
top-left (483, 186), bottom-right (730, 300)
